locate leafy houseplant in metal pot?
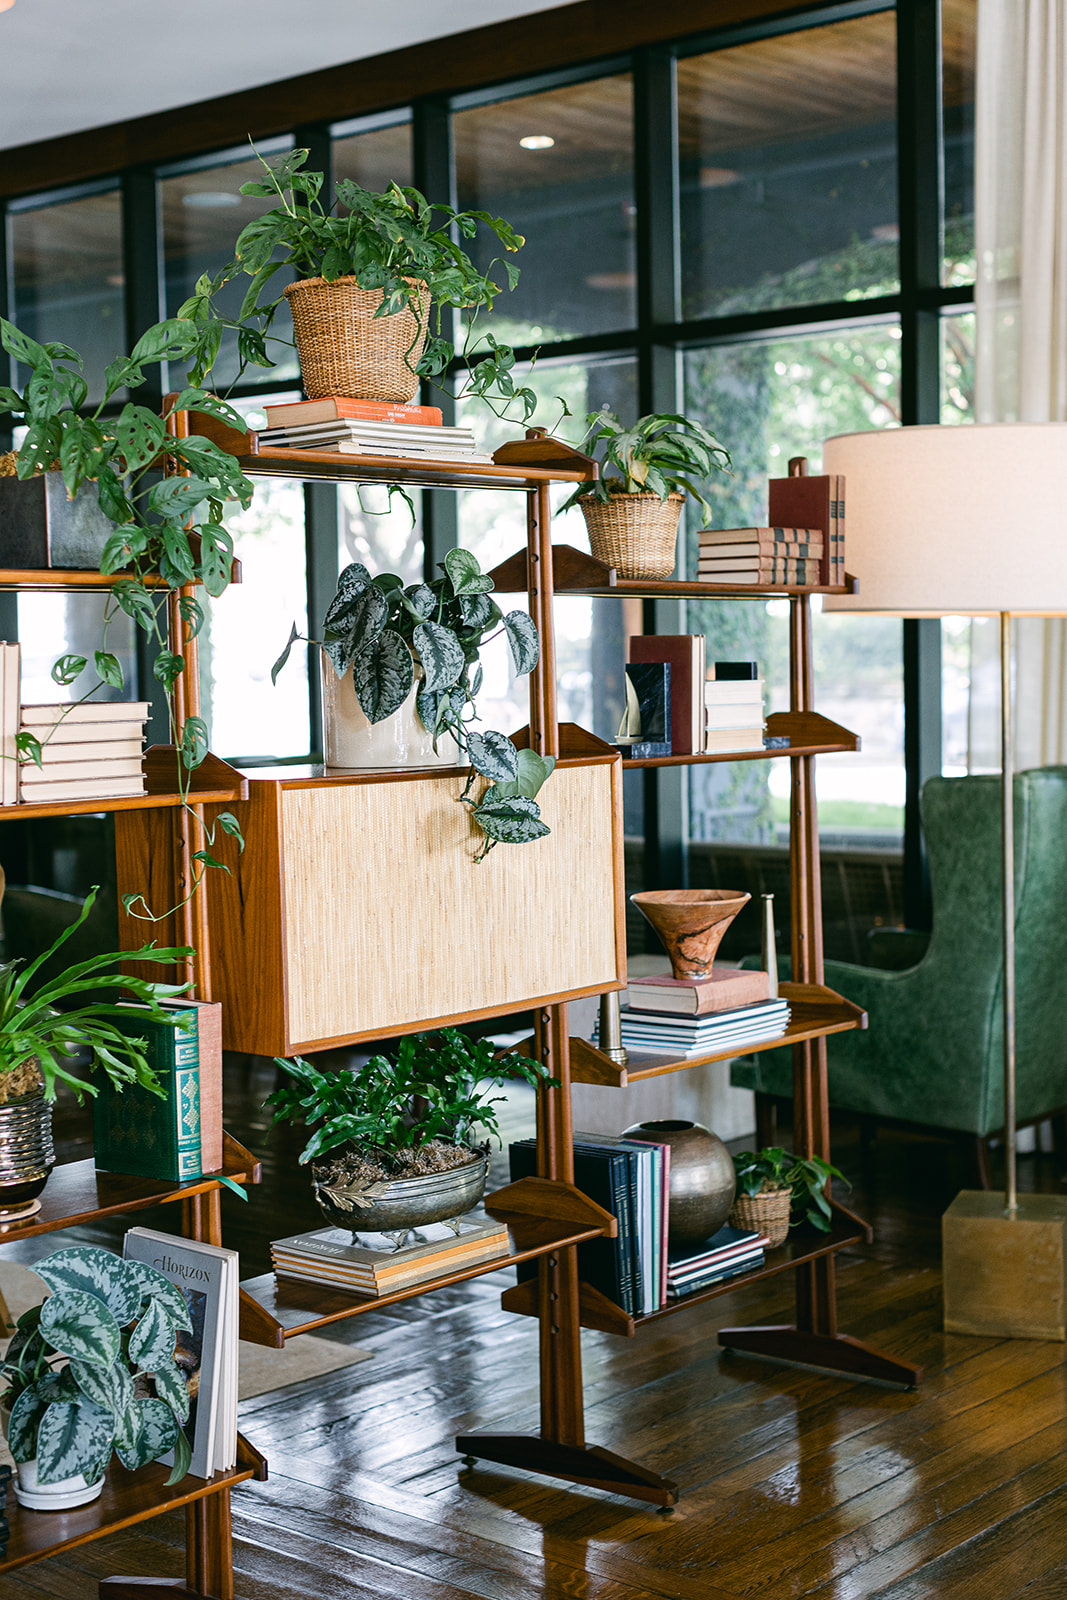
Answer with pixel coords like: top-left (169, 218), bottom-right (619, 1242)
top-left (180, 146), bottom-right (537, 417)
top-left (274, 546), bottom-right (556, 857)
top-left (560, 410), bottom-right (732, 581)
top-left (267, 1029), bottom-right (553, 1246)
top-left (0, 315), bottom-right (254, 921)
top-left (0, 888), bottom-right (191, 1212)
top-left (1, 1244), bottom-right (194, 1509)
top-left (728, 1146), bottom-right (849, 1248)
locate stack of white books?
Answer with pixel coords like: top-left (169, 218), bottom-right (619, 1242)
top-left (124, 1226), bottom-right (239, 1478)
top-left (19, 701), bottom-right (149, 804)
top-left (258, 418), bottom-right (493, 463)
top-left (595, 998), bottom-right (791, 1058)
top-left (272, 1218), bottom-right (511, 1297)
top-left (704, 675), bottom-right (765, 753)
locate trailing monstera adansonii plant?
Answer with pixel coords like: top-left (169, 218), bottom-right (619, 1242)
top-left (273, 547), bottom-right (554, 858)
top-left (2, 1245), bottom-right (194, 1488)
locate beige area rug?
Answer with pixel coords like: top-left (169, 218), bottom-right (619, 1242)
top-left (0, 1260), bottom-right (373, 1468)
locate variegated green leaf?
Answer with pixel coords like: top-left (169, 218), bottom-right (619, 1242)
top-left (150, 1356), bottom-right (191, 1423)
top-left (7, 1388), bottom-right (44, 1463)
top-left (115, 1397), bottom-right (178, 1471)
top-left (40, 1288), bottom-right (121, 1367)
top-left (112, 1388), bottom-right (144, 1457)
top-left (322, 563), bottom-right (372, 630)
top-left (34, 1246), bottom-right (143, 1326)
top-left (36, 1398), bottom-right (113, 1485)
top-left (70, 1356), bottom-right (132, 1418)
top-left (443, 547), bottom-right (494, 596)
top-left (472, 793), bottom-right (550, 844)
top-left (351, 629), bottom-right (414, 724)
top-left (165, 1422), bottom-right (193, 1486)
top-left (122, 1260), bottom-right (193, 1332)
top-left (413, 620), bottom-right (465, 692)
top-left (342, 584), bottom-right (389, 658)
top-left (402, 582), bottom-right (436, 620)
top-left (465, 730), bottom-right (519, 783)
top-left (128, 1296), bottom-right (178, 1374)
top-left (502, 610), bottom-right (539, 675)
top-left (513, 748), bottom-right (556, 799)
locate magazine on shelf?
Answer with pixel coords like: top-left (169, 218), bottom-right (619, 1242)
top-left (123, 1227), bottom-right (239, 1479)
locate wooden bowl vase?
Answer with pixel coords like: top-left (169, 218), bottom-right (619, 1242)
top-left (629, 889), bottom-right (751, 980)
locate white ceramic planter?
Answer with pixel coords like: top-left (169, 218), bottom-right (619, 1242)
top-left (321, 660), bottom-right (458, 769)
top-left (13, 1456), bottom-right (105, 1510)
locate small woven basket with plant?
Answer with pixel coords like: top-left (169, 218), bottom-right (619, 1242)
top-left (729, 1146), bottom-right (849, 1248)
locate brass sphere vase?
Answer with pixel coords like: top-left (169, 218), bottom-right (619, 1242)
top-left (624, 1119), bottom-right (736, 1246)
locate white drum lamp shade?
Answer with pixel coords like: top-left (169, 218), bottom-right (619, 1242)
top-left (823, 422), bottom-right (1067, 615)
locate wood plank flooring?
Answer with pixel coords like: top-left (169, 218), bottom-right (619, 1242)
top-left (6, 1059), bottom-right (1067, 1599)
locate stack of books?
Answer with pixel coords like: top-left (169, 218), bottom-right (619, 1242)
top-left (595, 996), bottom-right (790, 1059)
top-left (667, 1224), bottom-right (768, 1300)
top-left (697, 527), bottom-right (824, 587)
top-left (93, 998), bottom-right (223, 1182)
top-left (270, 1217), bottom-right (511, 1297)
top-left (18, 700), bottom-right (149, 804)
top-left (257, 395), bottom-right (492, 463)
top-left (124, 1227), bottom-right (239, 1477)
top-left (704, 665), bottom-right (765, 753)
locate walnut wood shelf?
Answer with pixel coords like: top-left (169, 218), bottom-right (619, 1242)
top-left (2, 747), bottom-right (248, 821)
top-left (621, 710), bottom-right (860, 767)
top-left (566, 982), bottom-right (867, 1086)
top-left (487, 542), bottom-right (859, 598)
top-left (0, 1134), bottom-right (261, 1243)
top-left (499, 1218), bottom-right (867, 1338)
top-left (238, 1176), bottom-right (616, 1348)
top-left (0, 1442), bottom-right (266, 1577)
top-left (0, 564), bottom-right (241, 591)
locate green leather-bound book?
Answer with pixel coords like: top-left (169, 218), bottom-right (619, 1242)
top-left (92, 1003), bottom-right (202, 1181)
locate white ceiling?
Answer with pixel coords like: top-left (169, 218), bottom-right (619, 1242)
top-left (0, 0), bottom-right (574, 150)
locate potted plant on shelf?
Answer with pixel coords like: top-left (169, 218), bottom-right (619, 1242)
top-left (2, 1243), bottom-right (195, 1508)
top-left (729, 1145), bottom-right (849, 1247)
top-left (0, 314), bottom-right (253, 914)
top-left (267, 1028), bottom-right (552, 1243)
top-left (273, 546), bottom-right (555, 856)
top-left (0, 887), bottom-right (191, 1210)
top-left (560, 410), bottom-right (731, 581)
top-left (179, 145), bottom-right (538, 418)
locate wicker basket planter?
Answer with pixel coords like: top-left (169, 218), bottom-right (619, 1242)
top-left (284, 276), bottom-right (430, 402)
top-left (729, 1184), bottom-right (792, 1248)
top-left (578, 491), bottom-right (684, 580)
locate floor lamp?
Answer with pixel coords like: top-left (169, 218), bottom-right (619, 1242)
top-left (824, 422), bottom-right (1067, 1341)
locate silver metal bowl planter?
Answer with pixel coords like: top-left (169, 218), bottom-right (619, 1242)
top-left (311, 1149), bottom-right (489, 1247)
top-left (0, 1088), bottom-right (55, 1208)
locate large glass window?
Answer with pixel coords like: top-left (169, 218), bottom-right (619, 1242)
top-left (453, 74), bottom-right (636, 345)
top-left (678, 13), bottom-right (899, 320)
top-left (941, 310), bottom-right (975, 422)
top-left (943, 0), bottom-right (976, 285)
top-left (684, 323), bottom-right (903, 848)
top-left (333, 117), bottom-right (414, 191)
top-left (162, 149), bottom-right (299, 391)
top-left (9, 188), bottom-right (125, 403)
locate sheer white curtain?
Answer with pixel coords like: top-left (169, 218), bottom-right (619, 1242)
top-left (972, 0), bottom-right (1067, 768)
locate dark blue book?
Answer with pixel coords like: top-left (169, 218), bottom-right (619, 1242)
top-left (509, 1139), bottom-right (634, 1314)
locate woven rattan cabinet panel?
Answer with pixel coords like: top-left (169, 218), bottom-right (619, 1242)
top-left (205, 760), bottom-right (623, 1055)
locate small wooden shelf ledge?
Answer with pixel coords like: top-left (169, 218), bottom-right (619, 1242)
top-left (0, 561), bottom-right (242, 592)
top-left (0, 1440), bottom-right (265, 1576)
top-left (3, 746), bottom-right (248, 822)
top-left (487, 543), bottom-right (859, 598)
top-left (499, 1218), bottom-right (866, 1338)
top-left (238, 1176), bottom-right (616, 1348)
top-left (0, 1134), bottom-right (261, 1244)
top-left (622, 710), bottom-right (860, 768)
top-left (567, 982), bottom-right (867, 1086)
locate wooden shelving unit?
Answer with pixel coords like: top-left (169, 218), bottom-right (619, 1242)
top-left (176, 418), bottom-right (920, 1516)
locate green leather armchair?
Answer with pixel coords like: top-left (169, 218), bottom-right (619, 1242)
top-left (731, 768), bottom-right (1067, 1172)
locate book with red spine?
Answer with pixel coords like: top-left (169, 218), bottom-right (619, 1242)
top-left (263, 396), bottom-right (444, 428)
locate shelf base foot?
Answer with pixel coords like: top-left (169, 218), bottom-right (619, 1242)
top-left (100, 1582), bottom-right (220, 1599)
top-left (454, 1433), bottom-right (679, 1505)
top-left (717, 1325), bottom-right (923, 1388)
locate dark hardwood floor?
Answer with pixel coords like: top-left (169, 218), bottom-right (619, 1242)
top-left (6, 1059), bottom-right (1067, 1599)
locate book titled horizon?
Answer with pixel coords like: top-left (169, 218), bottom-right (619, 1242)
top-left (271, 1218), bottom-right (510, 1295)
top-left (124, 1227), bottom-right (238, 1480)
top-left (627, 634), bottom-right (705, 756)
top-left (20, 700), bottom-right (150, 727)
top-left (93, 1003), bottom-right (202, 1182)
top-left (627, 966), bottom-right (772, 1016)
top-left (0, 643), bottom-right (19, 807)
top-left (263, 396), bottom-right (444, 428)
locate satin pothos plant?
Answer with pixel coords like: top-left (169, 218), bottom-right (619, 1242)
top-left (273, 546), bottom-right (555, 858)
top-left (0, 315), bottom-right (252, 917)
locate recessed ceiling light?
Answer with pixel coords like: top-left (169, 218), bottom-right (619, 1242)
top-left (519, 135), bottom-right (555, 150)
top-left (182, 191), bottom-right (242, 210)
